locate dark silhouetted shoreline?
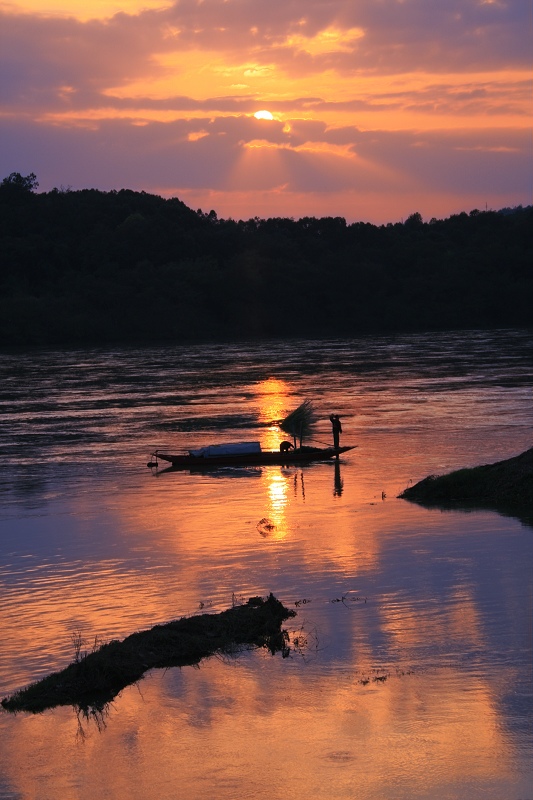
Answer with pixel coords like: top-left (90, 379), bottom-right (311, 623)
top-left (1, 174), bottom-right (532, 346)
top-left (399, 447), bottom-right (533, 524)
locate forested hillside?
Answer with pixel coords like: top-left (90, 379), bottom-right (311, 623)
top-left (1, 173), bottom-right (531, 346)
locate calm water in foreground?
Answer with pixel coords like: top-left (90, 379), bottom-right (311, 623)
top-left (0, 330), bottom-right (532, 800)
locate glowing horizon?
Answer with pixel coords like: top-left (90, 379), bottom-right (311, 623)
top-left (0, 0), bottom-right (530, 223)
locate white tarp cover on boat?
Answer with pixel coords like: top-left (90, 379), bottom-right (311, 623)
top-left (189, 441), bottom-right (262, 458)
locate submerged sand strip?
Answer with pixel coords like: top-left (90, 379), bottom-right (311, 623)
top-left (2, 594), bottom-right (295, 715)
top-left (399, 447), bottom-right (533, 511)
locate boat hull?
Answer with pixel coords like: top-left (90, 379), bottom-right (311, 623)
top-left (150, 445), bottom-right (355, 469)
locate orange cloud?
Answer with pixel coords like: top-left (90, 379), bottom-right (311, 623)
top-left (1, 0), bottom-right (530, 222)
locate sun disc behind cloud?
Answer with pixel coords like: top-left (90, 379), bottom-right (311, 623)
top-left (254, 110), bottom-right (274, 120)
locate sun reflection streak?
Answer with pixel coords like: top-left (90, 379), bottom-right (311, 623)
top-left (254, 377), bottom-right (287, 419)
top-left (266, 471), bottom-right (289, 529)
top-left (250, 378), bottom-right (302, 540)
top-left (253, 377), bottom-right (290, 451)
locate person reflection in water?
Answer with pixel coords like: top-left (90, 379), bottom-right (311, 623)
top-left (330, 414), bottom-right (342, 449)
top-left (334, 459), bottom-right (343, 497)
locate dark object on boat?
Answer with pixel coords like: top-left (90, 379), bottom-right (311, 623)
top-left (148, 441), bottom-right (355, 469)
top-left (1, 595), bottom-right (296, 715)
top-left (398, 447), bottom-right (533, 521)
top-left (280, 440), bottom-right (294, 453)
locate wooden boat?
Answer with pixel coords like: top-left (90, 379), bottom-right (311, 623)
top-left (148, 441), bottom-right (355, 470)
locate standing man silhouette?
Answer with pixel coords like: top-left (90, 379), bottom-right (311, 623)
top-left (330, 414), bottom-right (342, 449)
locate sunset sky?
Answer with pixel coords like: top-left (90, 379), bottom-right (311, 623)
top-left (1, 0), bottom-right (530, 223)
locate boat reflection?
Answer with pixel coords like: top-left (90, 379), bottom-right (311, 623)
top-left (154, 464), bottom-right (262, 478)
top-left (260, 460), bottom-right (345, 538)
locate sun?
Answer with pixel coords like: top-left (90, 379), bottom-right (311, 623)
top-left (254, 110), bottom-right (274, 120)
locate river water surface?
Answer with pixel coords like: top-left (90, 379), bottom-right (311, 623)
top-left (0, 330), bottom-right (532, 800)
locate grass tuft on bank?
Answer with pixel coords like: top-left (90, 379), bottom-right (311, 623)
top-left (1, 594), bottom-right (295, 715)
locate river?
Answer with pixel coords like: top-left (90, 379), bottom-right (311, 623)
top-left (0, 329), bottom-right (532, 800)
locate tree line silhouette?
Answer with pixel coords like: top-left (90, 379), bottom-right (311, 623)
top-left (1, 172), bottom-right (531, 346)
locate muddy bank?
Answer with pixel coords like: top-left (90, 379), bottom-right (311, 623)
top-left (1, 594), bottom-right (295, 715)
top-left (399, 447), bottom-right (533, 523)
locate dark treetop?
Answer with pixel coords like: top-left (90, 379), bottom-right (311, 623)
top-left (1, 173), bottom-right (532, 346)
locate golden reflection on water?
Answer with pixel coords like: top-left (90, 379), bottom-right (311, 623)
top-left (1, 334), bottom-right (532, 799)
top-left (262, 469), bottom-right (290, 539)
top-left (0, 659), bottom-right (518, 800)
top-left (379, 584), bottom-right (485, 652)
top-left (253, 378), bottom-right (304, 539)
top-left (253, 377), bottom-right (290, 451)
top-left (1, 477), bottom-right (529, 799)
